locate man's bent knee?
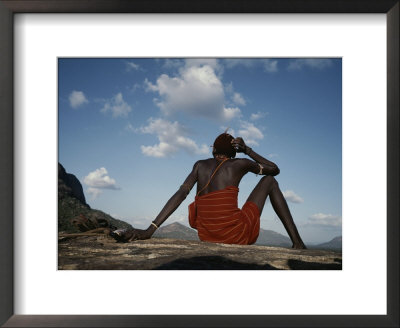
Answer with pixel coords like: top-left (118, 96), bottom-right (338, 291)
top-left (261, 175), bottom-right (278, 187)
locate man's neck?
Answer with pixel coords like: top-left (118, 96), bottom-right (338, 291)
top-left (215, 154), bottom-right (228, 161)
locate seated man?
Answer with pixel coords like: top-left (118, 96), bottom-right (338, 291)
top-left (112, 133), bottom-right (306, 249)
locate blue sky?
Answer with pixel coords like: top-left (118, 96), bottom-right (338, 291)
top-left (58, 58), bottom-right (342, 244)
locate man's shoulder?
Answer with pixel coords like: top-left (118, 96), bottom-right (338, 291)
top-left (191, 158), bottom-right (213, 169)
top-left (195, 158), bottom-right (214, 166)
top-left (231, 157), bottom-right (252, 165)
top-left (198, 157), bottom-right (253, 168)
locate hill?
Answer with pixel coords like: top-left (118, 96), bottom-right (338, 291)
top-left (153, 222), bottom-right (199, 240)
top-left (314, 236), bottom-right (342, 250)
top-left (255, 228), bottom-right (291, 247)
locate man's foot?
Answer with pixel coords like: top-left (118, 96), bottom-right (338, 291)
top-left (292, 243), bottom-right (307, 249)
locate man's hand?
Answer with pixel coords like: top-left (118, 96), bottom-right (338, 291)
top-left (231, 137), bottom-right (250, 154)
top-left (110, 228), bottom-right (152, 242)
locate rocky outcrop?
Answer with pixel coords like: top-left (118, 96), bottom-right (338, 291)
top-left (58, 235), bottom-right (342, 270)
top-left (58, 163), bottom-right (132, 233)
top-left (58, 163), bottom-right (87, 205)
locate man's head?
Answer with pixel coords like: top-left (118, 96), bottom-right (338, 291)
top-left (213, 133), bottom-right (236, 158)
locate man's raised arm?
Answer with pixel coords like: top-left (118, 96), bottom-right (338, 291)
top-left (231, 137), bottom-right (280, 176)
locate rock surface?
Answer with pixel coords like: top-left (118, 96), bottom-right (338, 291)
top-left (58, 235), bottom-right (342, 270)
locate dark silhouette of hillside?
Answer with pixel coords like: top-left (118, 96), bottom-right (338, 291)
top-left (58, 163), bottom-right (132, 233)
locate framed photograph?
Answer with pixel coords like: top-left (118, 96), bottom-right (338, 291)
top-left (1, 0), bottom-right (398, 327)
top-left (57, 56), bottom-right (341, 270)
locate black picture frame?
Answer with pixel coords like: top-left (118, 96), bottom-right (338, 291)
top-left (0, 1), bottom-right (398, 327)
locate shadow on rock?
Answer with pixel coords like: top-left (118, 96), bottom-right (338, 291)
top-left (287, 259), bottom-right (342, 270)
top-left (154, 256), bottom-right (279, 270)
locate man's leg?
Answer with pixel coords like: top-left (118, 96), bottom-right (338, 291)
top-left (246, 176), bottom-right (306, 249)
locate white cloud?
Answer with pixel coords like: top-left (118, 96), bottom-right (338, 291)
top-left (101, 92), bottom-right (132, 118)
top-left (282, 190), bottom-right (304, 203)
top-left (238, 121), bottom-right (264, 146)
top-left (223, 107), bottom-right (241, 121)
top-left (144, 78), bottom-right (158, 92)
top-left (126, 61), bottom-right (140, 71)
top-left (264, 59), bottom-right (278, 73)
top-left (308, 213), bottom-right (342, 227)
top-left (84, 167), bottom-right (119, 189)
top-left (69, 90), bottom-right (88, 108)
top-left (144, 65), bottom-right (239, 121)
top-left (84, 167), bottom-right (120, 200)
top-left (232, 92), bottom-right (246, 106)
top-left (138, 118), bottom-right (210, 158)
top-left (87, 187), bottom-right (103, 200)
top-left (288, 59), bottom-right (333, 71)
top-left (250, 111), bottom-right (267, 121)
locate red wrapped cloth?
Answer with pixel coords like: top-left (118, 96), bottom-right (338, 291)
top-left (189, 186), bottom-right (260, 245)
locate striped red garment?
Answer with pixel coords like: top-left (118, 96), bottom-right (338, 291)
top-left (191, 186), bottom-right (260, 245)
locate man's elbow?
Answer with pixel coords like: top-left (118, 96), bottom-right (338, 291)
top-left (272, 167), bottom-right (280, 176)
top-left (263, 167), bottom-right (279, 176)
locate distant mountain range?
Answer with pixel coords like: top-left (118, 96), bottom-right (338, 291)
top-left (313, 236), bottom-right (342, 250)
top-left (153, 222), bottom-right (293, 247)
top-left (255, 228), bottom-right (291, 247)
top-left (153, 222), bottom-right (342, 250)
top-left (153, 222), bottom-right (199, 240)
